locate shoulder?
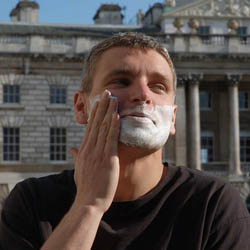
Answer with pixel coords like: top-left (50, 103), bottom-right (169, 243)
top-left (9, 170), bottom-right (74, 199)
top-left (166, 165), bottom-right (229, 194)
top-left (165, 165), bottom-right (249, 217)
top-left (2, 170), bottom-right (75, 219)
top-left (169, 165), bottom-right (249, 217)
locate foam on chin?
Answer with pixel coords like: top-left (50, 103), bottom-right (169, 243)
top-left (88, 95), bottom-right (174, 149)
top-left (119, 105), bottom-right (174, 149)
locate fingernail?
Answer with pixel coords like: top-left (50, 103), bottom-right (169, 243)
top-left (102, 89), bottom-right (111, 98)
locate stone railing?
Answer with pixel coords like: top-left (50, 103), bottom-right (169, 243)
top-left (156, 33), bottom-right (250, 54)
top-left (202, 162), bottom-right (250, 178)
top-left (0, 35), bottom-right (28, 44)
top-left (0, 33), bottom-right (249, 55)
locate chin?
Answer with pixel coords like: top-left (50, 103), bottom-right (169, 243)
top-left (118, 133), bottom-right (168, 151)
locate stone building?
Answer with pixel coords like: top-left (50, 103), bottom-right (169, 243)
top-left (0, 0), bottom-right (250, 209)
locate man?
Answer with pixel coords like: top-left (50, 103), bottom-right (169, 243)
top-left (0, 32), bottom-right (249, 250)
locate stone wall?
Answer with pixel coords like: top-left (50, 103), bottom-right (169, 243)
top-left (0, 74), bottom-right (84, 168)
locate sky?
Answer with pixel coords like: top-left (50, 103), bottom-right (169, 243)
top-left (0, 0), bottom-right (160, 25)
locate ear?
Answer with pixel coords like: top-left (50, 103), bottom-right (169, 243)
top-left (74, 91), bottom-right (88, 124)
top-left (170, 105), bottom-right (178, 135)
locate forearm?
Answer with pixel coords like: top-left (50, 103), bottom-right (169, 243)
top-left (41, 202), bottom-right (104, 250)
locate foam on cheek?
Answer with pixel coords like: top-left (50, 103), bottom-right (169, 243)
top-left (88, 95), bottom-right (101, 115)
top-left (88, 94), bottom-right (101, 122)
top-left (153, 105), bottom-right (174, 128)
top-left (88, 93), bottom-right (118, 121)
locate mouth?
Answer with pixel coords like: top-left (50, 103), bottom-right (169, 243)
top-left (121, 112), bottom-right (156, 125)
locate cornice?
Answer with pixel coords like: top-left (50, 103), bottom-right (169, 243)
top-left (0, 53), bottom-right (86, 63)
top-left (171, 52), bottom-right (250, 63)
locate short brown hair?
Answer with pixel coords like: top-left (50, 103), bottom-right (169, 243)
top-left (81, 32), bottom-right (176, 93)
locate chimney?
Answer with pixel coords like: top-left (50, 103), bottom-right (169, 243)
top-left (137, 9), bottom-right (144, 25)
top-left (10, 0), bottom-right (39, 24)
top-left (93, 4), bottom-right (124, 25)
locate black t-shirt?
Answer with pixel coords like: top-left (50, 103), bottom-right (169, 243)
top-left (1, 165), bottom-right (250, 250)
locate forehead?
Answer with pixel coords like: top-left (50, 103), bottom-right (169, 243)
top-left (93, 47), bottom-right (172, 80)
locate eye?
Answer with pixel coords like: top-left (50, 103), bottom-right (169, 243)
top-left (149, 83), bottom-right (167, 93)
top-left (109, 78), bottom-right (130, 87)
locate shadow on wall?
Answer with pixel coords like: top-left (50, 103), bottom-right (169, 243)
top-left (0, 184), bottom-right (9, 213)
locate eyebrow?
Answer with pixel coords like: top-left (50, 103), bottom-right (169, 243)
top-left (104, 68), bottom-right (172, 84)
top-left (104, 68), bottom-right (137, 80)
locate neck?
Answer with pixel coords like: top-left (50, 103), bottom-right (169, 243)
top-left (114, 144), bottom-right (166, 202)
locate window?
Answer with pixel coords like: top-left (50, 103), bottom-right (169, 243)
top-left (240, 131), bottom-right (250, 162)
top-left (200, 91), bottom-right (212, 110)
top-left (3, 85), bottom-right (20, 103)
top-left (201, 131), bottom-right (214, 163)
top-left (239, 91), bottom-right (249, 110)
top-left (237, 26), bottom-right (247, 43)
top-left (197, 26), bottom-right (210, 42)
top-left (50, 128), bottom-right (66, 161)
top-left (50, 86), bottom-right (66, 104)
top-left (3, 127), bottom-right (20, 161)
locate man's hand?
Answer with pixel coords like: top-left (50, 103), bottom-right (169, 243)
top-left (71, 90), bottom-right (120, 213)
top-left (41, 91), bottom-right (120, 250)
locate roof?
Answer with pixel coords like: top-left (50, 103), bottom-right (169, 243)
top-left (163, 0), bottom-right (200, 14)
top-left (175, 0), bottom-right (198, 8)
top-left (0, 22), bottom-right (161, 37)
top-left (144, 2), bottom-right (164, 17)
top-left (10, 1), bottom-right (39, 17)
top-left (162, 0), bottom-right (250, 18)
top-left (16, 1), bottom-right (39, 9)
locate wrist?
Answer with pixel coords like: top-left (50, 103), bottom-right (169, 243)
top-left (72, 196), bottom-right (106, 218)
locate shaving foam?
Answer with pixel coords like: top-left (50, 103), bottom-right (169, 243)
top-left (88, 95), bottom-right (174, 149)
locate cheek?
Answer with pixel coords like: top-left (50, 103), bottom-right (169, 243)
top-left (108, 90), bottom-right (126, 110)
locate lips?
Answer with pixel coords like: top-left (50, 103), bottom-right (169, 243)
top-left (121, 112), bottom-right (156, 125)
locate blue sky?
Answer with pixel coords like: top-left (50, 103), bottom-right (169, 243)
top-left (0, 0), bottom-right (159, 25)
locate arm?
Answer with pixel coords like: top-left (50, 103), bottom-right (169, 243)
top-left (41, 90), bottom-right (120, 250)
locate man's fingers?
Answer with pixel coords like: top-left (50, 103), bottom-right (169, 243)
top-left (96, 96), bottom-right (118, 154)
top-left (70, 148), bottom-right (79, 159)
top-left (81, 90), bottom-right (111, 151)
top-left (86, 91), bottom-right (111, 148)
top-left (80, 100), bottom-right (99, 150)
top-left (105, 112), bottom-right (120, 156)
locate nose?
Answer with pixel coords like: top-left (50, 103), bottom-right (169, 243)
top-left (129, 79), bottom-right (152, 105)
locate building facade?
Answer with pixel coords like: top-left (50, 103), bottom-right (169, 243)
top-left (0, 0), bottom-right (250, 209)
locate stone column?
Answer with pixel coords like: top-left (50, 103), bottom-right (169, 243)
top-left (175, 74), bottom-right (188, 166)
top-left (227, 74), bottom-right (242, 176)
top-left (188, 74), bottom-right (203, 170)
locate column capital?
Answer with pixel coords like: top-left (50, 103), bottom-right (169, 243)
top-left (188, 73), bottom-right (203, 85)
top-left (177, 73), bottom-right (188, 87)
top-left (226, 74), bottom-right (242, 86)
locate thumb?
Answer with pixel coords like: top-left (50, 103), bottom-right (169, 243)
top-left (70, 148), bottom-right (79, 159)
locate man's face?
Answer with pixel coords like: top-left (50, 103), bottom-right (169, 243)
top-left (86, 47), bottom-right (177, 149)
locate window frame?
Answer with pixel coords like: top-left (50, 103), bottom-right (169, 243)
top-left (240, 131), bottom-right (250, 163)
top-left (200, 91), bottom-right (212, 111)
top-left (50, 127), bottom-right (67, 162)
top-left (3, 85), bottom-right (20, 104)
top-left (236, 26), bottom-right (248, 43)
top-left (197, 26), bottom-right (210, 43)
top-left (49, 86), bottom-right (67, 105)
top-left (201, 131), bottom-right (214, 163)
top-left (2, 127), bottom-right (20, 162)
top-left (239, 91), bottom-right (249, 111)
